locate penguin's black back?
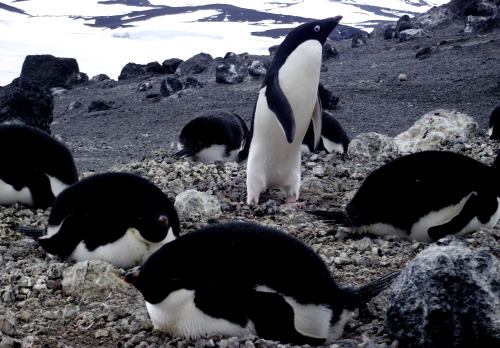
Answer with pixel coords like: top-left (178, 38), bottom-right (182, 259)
top-left (133, 222), bottom-right (346, 308)
top-left (347, 151), bottom-right (496, 230)
top-left (0, 124), bottom-right (78, 186)
top-left (175, 111), bottom-right (249, 157)
top-left (488, 106), bottom-right (500, 139)
top-left (48, 172), bottom-right (180, 237)
top-left (303, 111), bottom-right (350, 153)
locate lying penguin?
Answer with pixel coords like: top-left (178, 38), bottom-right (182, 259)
top-left (0, 123), bottom-right (78, 209)
top-left (246, 16), bottom-right (343, 205)
top-left (125, 221), bottom-right (398, 345)
top-left (302, 111), bottom-right (350, 155)
top-left (309, 150), bottom-right (500, 242)
top-left (22, 172), bottom-right (180, 269)
top-left (173, 111), bottom-right (249, 163)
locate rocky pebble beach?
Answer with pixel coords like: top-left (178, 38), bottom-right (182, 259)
top-left (2, 0), bottom-right (500, 347)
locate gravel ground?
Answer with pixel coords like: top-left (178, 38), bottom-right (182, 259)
top-left (1, 15), bottom-right (500, 348)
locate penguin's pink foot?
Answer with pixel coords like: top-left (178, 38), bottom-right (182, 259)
top-left (285, 194), bottom-right (305, 207)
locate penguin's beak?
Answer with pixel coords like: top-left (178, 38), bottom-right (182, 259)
top-left (124, 270), bottom-right (140, 285)
top-left (332, 16), bottom-right (343, 24)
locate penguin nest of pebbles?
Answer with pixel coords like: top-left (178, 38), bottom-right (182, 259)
top-left (1, 133), bottom-right (499, 348)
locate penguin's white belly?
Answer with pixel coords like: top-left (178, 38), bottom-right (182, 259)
top-left (47, 174), bottom-right (69, 197)
top-left (70, 227), bottom-right (173, 268)
top-left (350, 194), bottom-right (500, 242)
top-left (194, 145), bottom-right (239, 163)
top-left (146, 289), bottom-right (256, 339)
top-left (0, 179), bottom-right (34, 206)
top-left (322, 137), bottom-right (345, 154)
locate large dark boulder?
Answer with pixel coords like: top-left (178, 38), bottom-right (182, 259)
top-left (0, 78), bottom-right (53, 133)
top-left (385, 236), bottom-right (500, 347)
top-left (175, 53), bottom-right (214, 77)
top-left (162, 58), bottom-right (183, 74)
top-left (20, 54), bottom-right (80, 89)
top-left (118, 61), bottom-right (164, 80)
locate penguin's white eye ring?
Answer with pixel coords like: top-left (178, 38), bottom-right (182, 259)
top-left (314, 25), bottom-right (321, 32)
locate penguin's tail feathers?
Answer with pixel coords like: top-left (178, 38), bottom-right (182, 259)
top-left (17, 226), bottom-right (45, 240)
top-left (306, 208), bottom-right (348, 225)
top-left (345, 271), bottom-right (400, 309)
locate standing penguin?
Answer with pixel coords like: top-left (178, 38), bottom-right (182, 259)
top-left (33, 172), bottom-right (180, 269)
top-left (125, 221), bottom-right (398, 345)
top-left (0, 123), bottom-right (78, 209)
top-left (246, 17), bottom-right (343, 205)
top-left (173, 111), bottom-right (249, 163)
top-left (308, 150), bottom-right (500, 242)
top-left (302, 111), bottom-right (350, 156)
top-left (487, 105), bottom-right (500, 139)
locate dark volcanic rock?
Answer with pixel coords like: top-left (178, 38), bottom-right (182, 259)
top-left (88, 100), bottom-right (115, 112)
top-left (20, 54), bottom-right (80, 89)
top-left (248, 60), bottom-right (266, 78)
top-left (385, 236), bottom-right (500, 347)
top-left (176, 53), bottom-right (214, 76)
top-left (118, 61), bottom-right (164, 80)
top-left (215, 52), bottom-right (249, 84)
top-left (162, 58), bottom-right (183, 74)
top-left (160, 77), bottom-right (183, 97)
top-left (0, 78), bottom-right (53, 133)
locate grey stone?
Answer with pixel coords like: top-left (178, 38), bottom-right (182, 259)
top-left (248, 60), bottom-right (266, 78)
top-left (62, 260), bottom-right (128, 299)
top-left (385, 236), bottom-right (500, 347)
top-left (160, 77), bottom-right (183, 97)
top-left (176, 53), bottom-right (214, 77)
top-left (399, 28), bottom-right (426, 42)
top-left (393, 109), bottom-right (477, 153)
top-left (347, 132), bottom-right (399, 161)
top-left (174, 190), bottom-right (221, 217)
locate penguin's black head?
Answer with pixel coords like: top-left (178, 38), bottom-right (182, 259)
top-left (279, 16), bottom-right (342, 53)
top-left (134, 204), bottom-right (181, 243)
top-left (124, 243), bottom-right (184, 304)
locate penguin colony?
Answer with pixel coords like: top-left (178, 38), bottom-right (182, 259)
top-left (2, 17), bottom-right (500, 346)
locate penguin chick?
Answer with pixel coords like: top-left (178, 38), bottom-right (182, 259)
top-left (308, 150), bottom-right (500, 242)
top-left (246, 16), bottom-right (343, 205)
top-left (0, 123), bottom-right (78, 209)
top-left (302, 111), bottom-right (350, 156)
top-left (173, 111), bottom-right (249, 163)
top-left (125, 221), bottom-right (398, 345)
top-left (37, 172), bottom-right (180, 269)
top-left (487, 105), bottom-right (500, 139)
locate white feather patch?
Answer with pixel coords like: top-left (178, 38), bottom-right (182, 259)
top-left (255, 285), bottom-right (333, 340)
top-left (0, 178), bottom-right (34, 206)
top-left (146, 289), bottom-right (256, 339)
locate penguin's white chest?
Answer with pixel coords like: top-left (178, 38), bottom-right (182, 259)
top-left (146, 289), bottom-right (256, 339)
top-left (0, 178), bottom-right (34, 206)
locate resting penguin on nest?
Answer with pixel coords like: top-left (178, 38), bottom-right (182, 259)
top-left (245, 16), bottom-right (343, 205)
top-left (0, 123), bottom-right (78, 209)
top-left (21, 172), bottom-right (180, 269)
top-left (173, 111), bottom-right (249, 163)
top-left (125, 221), bottom-right (398, 345)
top-left (302, 111), bottom-right (350, 156)
top-left (308, 150), bottom-right (500, 242)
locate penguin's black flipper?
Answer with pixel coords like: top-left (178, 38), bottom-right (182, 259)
top-left (172, 147), bottom-right (194, 159)
top-left (306, 208), bottom-right (347, 224)
top-left (344, 271), bottom-right (400, 309)
top-left (17, 227), bottom-right (45, 239)
top-left (265, 75), bottom-right (295, 143)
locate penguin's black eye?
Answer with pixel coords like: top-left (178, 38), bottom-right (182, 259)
top-left (314, 25), bottom-right (321, 32)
